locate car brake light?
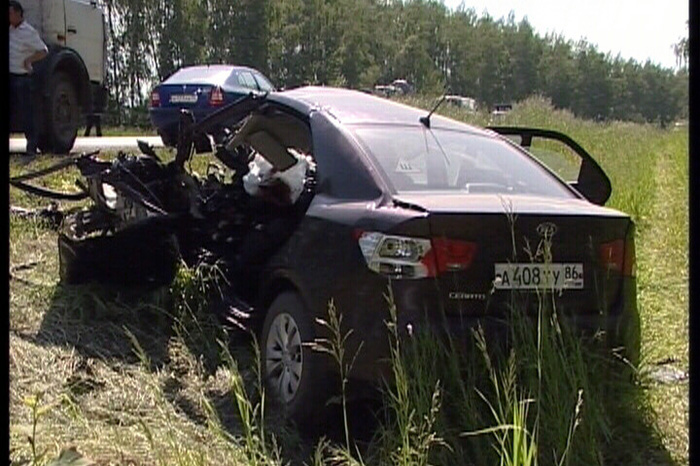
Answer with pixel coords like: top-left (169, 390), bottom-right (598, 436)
top-left (357, 231), bottom-right (476, 279)
top-left (150, 90), bottom-right (160, 108)
top-left (431, 237), bottom-right (477, 274)
top-left (209, 86), bottom-right (224, 106)
top-left (600, 238), bottom-right (635, 277)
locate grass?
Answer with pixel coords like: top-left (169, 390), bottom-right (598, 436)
top-left (8, 97), bottom-right (688, 464)
top-left (10, 126), bottom-right (157, 139)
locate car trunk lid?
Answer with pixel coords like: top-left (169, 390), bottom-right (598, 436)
top-left (155, 84), bottom-right (217, 109)
top-left (393, 193), bottom-right (634, 318)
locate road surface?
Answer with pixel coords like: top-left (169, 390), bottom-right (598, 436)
top-left (9, 136), bottom-right (164, 153)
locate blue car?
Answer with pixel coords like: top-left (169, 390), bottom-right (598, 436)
top-left (148, 64), bottom-right (275, 146)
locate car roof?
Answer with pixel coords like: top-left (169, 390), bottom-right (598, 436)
top-left (163, 64), bottom-right (261, 84)
top-left (273, 86), bottom-right (492, 135)
top-left (174, 64), bottom-right (258, 73)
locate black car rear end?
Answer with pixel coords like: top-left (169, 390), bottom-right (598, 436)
top-left (347, 200), bottom-right (638, 381)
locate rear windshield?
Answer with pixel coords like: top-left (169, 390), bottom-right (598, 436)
top-left (165, 67), bottom-right (231, 84)
top-left (352, 125), bottom-right (575, 198)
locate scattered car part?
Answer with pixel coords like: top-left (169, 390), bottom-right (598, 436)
top-left (10, 203), bottom-right (64, 229)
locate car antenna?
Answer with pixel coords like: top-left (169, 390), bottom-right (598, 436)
top-left (419, 94), bottom-right (447, 128)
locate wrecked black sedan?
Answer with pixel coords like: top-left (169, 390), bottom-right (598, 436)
top-left (27, 87), bottom-right (639, 425)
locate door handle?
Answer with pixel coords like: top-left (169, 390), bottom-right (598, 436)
top-left (67, 27), bottom-right (77, 34)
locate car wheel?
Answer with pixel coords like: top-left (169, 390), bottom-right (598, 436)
top-left (46, 71), bottom-right (79, 154)
top-left (58, 208), bottom-right (180, 288)
top-left (261, 292), bottom-right (330, 428)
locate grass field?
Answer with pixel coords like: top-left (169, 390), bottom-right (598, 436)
top-left (8, 96), bottom-right (688, 465)
top-left (10, 126), bottom-right (157, 139)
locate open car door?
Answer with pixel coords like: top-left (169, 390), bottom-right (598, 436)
top-left (487, 127), bottom-right (612, 206)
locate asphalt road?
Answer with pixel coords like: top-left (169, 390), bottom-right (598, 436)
top-left (9, 136), bottom-right (164, 154)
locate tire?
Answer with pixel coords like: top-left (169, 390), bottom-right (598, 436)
top-left (261, 292), bottom-right (331, 428)
top-left (58, 208), bottom-right (180, 288)
top-left (36, 132), bottom-right (52, 154)
top-left (44, 71), bottom-right (80, 154)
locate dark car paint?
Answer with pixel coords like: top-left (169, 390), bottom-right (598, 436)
top-left (187, 88), bottom-right (637, 382)
top-left (129, 86), bottom-right (639, 383)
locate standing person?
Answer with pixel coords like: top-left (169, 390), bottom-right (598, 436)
top-left (84, 85), bottom-right (106, 137)
top-left (9, 0), bottom-right (48, 155)
top-left (84, 113), bottom-right (102, 137)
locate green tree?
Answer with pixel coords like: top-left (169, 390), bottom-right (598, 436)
top-left (100, 0), bottom-right (686, 125)
top-left (538, 34), bottom-right (576, 110)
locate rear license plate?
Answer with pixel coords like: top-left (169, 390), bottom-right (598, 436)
top-left (494, 263), bottom-right (583, 290)
top-left (169, 94), bottom-right (198, 104)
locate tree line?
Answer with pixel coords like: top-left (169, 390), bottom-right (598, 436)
top-left (102, 0), bottom-right (688, 126)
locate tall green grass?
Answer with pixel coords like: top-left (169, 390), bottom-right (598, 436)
top-left (365, 280), bottom-right (637, 465)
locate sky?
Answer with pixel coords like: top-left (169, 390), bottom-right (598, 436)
top-left (441, 0), bottom-right (689, 69)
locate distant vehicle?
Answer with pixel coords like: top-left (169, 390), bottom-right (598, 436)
top-left (148, 64), bottom-right (275, 146)
top-left (445, 95), bottom-right (477, 112)
top-left (390, 79), bottom-right (414, 95)
top-left (492, 103), bottom-right (513, 117)
top-left (373, 84), bottom-right (397, 97)
top-left (10, 0), bottom-right (108, 154)
top-left (373, 78), bottom-right (414, 98)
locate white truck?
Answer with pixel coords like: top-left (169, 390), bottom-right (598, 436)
top-left (11, 0), bottom-right (108, 153)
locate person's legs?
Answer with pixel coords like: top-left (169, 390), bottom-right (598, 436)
top-left (10, 74), bottom-right (21, 132)
top-left (95, 115), bottom-right (102, 137)
top-left (84, 115), bottom-right (93, 137)
top-left (22, 75), bottom-right (38, 154)
top-left (10, 74), bottom-right (36, 153)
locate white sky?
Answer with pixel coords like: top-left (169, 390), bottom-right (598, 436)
top-left (442, 0), bottom-right (689, 69)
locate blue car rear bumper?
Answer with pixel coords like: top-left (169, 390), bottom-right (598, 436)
top-left (149, 107), bottom-right (219, 144)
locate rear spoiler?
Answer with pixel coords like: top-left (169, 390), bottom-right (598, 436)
top-left (487, 126), bottom-right (612, 206)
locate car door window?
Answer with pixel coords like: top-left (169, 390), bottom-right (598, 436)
top-left (238, 71), bottom-right (259, 90)
top-left (253, 73), bottom-right (274, 92)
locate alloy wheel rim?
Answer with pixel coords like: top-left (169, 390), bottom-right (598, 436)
top-left (265, 313), bottom-right (303, 403)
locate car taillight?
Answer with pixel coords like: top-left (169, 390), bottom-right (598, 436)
top-left (150, 90), bottom-right (160, 107)
top-left (431, 237), bottom-right (477, 274)
top-left (600, 237), bottom-right (636, 277)
top-left (209, 86), bottom-right (224, 106)
top-left (357, 231), bottom-right (476, 279)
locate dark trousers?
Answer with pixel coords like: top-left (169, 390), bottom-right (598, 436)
top-left (10, 73), bottom-right (37, 152)
top-left (84, 114), bottom-right (102, 137)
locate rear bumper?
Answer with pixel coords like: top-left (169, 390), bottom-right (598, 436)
top-left (149, 107), bottom-right (216, 135)
top-left (339, 276), bottom-right (639, 383)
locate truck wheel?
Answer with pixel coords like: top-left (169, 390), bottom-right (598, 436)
top-left (47, 72), bottom-right (79, 154)
top-left (36, 133), bottom-right (52, 154)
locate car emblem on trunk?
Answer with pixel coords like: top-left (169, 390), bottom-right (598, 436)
top-left (536, 222), bottom-right (557, 238)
